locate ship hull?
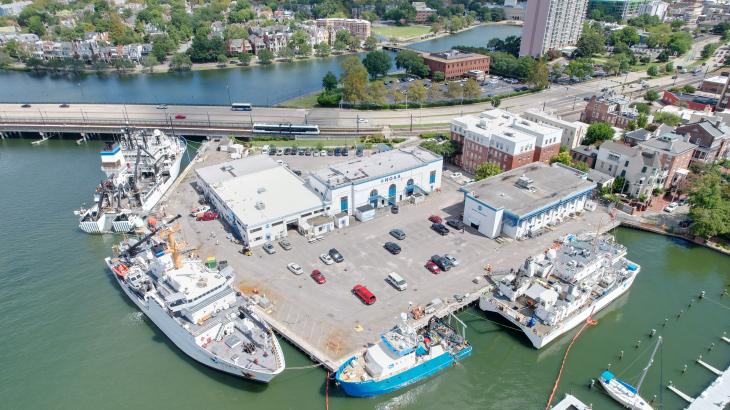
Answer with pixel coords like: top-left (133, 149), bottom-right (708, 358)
top-left (335, 346), bottom-right (472, 397)
top-left (479, 268), bottom-right (638, 349)
top-left (104, 258), bottom-right (283, 383)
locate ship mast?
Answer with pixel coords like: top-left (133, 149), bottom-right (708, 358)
top-left (633, 336), bottom-right (662, 408)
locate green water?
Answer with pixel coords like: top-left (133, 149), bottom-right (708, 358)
top-left (0, 140), bottom-right (728, 409)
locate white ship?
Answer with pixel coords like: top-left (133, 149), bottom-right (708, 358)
top-left (76, 128), bottom-right (186, 234)
top-left (599, 337), bottom-right (662, 410)
top-left (105, 225), bottom-right (285, 382)
top-left (479, 234), bottom-right (640, 349)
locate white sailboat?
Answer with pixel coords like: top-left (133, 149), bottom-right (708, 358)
top-left (599, 336), bottom-right (662, 410)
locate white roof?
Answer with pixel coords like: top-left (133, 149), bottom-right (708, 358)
top-left (197, 156), bottom-right (326, 228)
top-left (703, 75), bottom-right (727, 85)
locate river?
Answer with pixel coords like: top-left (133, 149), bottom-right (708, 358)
top-left (0, 138), bottom-right (728, 409)
top-left (0, 24), bottom-right (521, 107)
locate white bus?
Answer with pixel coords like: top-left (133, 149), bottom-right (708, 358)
top-left (231, 102), bottom-right (252, 111)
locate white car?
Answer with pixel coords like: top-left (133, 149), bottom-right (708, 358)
top-left (450, 172), bottom-right (463, 179)
top-left (357, 118), bottom-right (368, 123)
top-left (664, 202), bottom-right (679, 213)
top-left (156, 104), bottom-right (168, 109)
top-left (444, 254), bottom-right (460, 267)
top-left (320, 149), bottom-right (327, 156)
top-left (319, 253), bottom-right (334, 265)
top-left (287, 263), bottom-right (304, 275)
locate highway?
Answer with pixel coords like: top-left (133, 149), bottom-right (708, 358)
top-left (1, 36), bottom-right (724, 135)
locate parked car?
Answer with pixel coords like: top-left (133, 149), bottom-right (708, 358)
top-left (386, 272), bottom-right (408, 291)
top-left (356, 147), bottom-right (364, 157)
top-left (384, 241), bottom-right (402, 255)
top-left (391, 205), bottom-right (399, 214)
top-left (450, 172), bottom-right (463, 179)
top-left (327, 149), bottom-right (334, 156)
top-left (664, 202), bottom-right (679, 213)
top-left (425, 261), bottom-right (441, 274)
top-left (319, 253), bottom-right (334, 265)
top-left (287, 263), bottom-right (304, 275)
top-left (389, 228), bottom-right (406, 240)
top-left (59, 103), bottom-right (70, 108)
top-left (174, 114), bottom-right (186, 119)
top-left (284, 148), bottom-right (291, 155)
top-left (430, 255), bottom-right (452, 271)
top-left (196, 211), bottom-right (218, 221)
top-left (342, 148), bottom-right (349, 156)
top-left (190, 205), bottom-right (210, 216)
top-left (431, 223), bottom-right (450, 236)
top-left (279, 239), bottom-right (292, 250)
top-left (444, 254), bottom-right (459, 267)
top-left (21, 103), bottom-right (31, 108)
top-left (263, 242), bottom-right (276, 254)
top-left (352, 285), bottom-right (376, 305)
top-left (446, 219), bottom-right (464, 230)
top-left (156, 104), bottom-right (168, 109)
top-left (320, 150), bottom-right (327, 156)
top-left (428, 215), bottom-right (443, 224)
top-left (329, 248), bottom-right (344, 263)
top-left (334, 147), bottom-right (341, 156)
top-left (310, 269), bottom-right (326, 284)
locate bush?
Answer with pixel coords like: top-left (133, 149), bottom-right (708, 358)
top-left (419, 131), bottom-right (447, 139)
top-left (317, 90), bottom-right (342, 106)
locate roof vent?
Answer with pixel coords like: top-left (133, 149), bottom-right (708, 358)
top-left (257, 187), bottom-right (266, 194)
top-left (516, 175), bottom-right (534, 190)
top-left (255, 201), bottom-right (265, 210)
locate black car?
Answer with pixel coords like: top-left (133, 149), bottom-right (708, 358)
top-left (21, 103), bottom-right (31, 108)
top-left (268, 148), bottom-right (276, 155)
top-left (384, 242), bottom-right (401, 255)
top-left (327, 149), bottom-right (334, 156)
top-left (391, 205), bottom-right (399, 214)
top-left (284, 148), bottom-right (291, 155)
top-left (293, 169), bottom-right (302, 176)
top-left (431, 223), bottom-right (450, 236)
top-left (389, 229), bottom-right (406, 240)
top-left (334, 147), bottom-right (342, 156)
top-left (342, 148), bottom-right (349, 156)
top-left (329, 248), bottom-right (344, 263)
top-left (430, 255), bottom-right (452, 271)
top-left (446, 219), bottom-right (464, 230)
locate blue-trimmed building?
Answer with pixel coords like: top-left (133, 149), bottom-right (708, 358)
top-left (308, 147), bottom-right (443, 217)
top-left (461, 163), bottom-right (595, 239)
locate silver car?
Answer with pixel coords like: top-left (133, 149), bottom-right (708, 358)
top-left (263, 242), bottom-right (276, 254)
top-left (444, 254), bottom-right (459, 267)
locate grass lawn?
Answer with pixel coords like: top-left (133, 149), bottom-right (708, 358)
top-left (277, 92), bottom-right (320, 108)
top-left (250, 139), bottom-right (359, 148)
top-left (391, 123), bottom-right (449, 129)
top-left (372, 25), bottom-right (431, 41)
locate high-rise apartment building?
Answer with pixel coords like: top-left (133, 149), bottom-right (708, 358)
top-left (519, 0), bottom-right (589, 57)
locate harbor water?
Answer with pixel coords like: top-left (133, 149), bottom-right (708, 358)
top-left (0, 139), bottom-right (728, 409)
top-left (0, 24), bottom-right (521, 107)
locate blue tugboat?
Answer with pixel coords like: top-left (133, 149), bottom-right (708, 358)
top-left (335, 314), bottom-right (472, 397)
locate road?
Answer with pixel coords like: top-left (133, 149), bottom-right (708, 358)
top-left (0, 35), bottom-right (723, 133)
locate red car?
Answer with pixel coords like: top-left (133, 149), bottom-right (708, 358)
top-left (428, 215), bottom-right (443, 224)
top-left (175, 114), bottom-right (187, 119)
top-left (311, 269), bottom-right (326, 284)
top-left (196, 211), bottom-right (218, 221)
top-left (352, 285), bottom-right (376, 305)
top-left (425, 260), bottom-right (441, 274)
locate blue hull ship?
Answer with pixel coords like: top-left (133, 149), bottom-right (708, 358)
top-left (335, 316), bottom-right (471, 398)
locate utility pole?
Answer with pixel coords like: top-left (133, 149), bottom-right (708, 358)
top-left (356, 114), bottom-right (360, 133)
top-left (410, 113), bottom-right (413, 132)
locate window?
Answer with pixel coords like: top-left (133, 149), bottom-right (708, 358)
top-left (429, 170), bottom-right (436, 184)
top-left (272, 221), bottom-right (283, 226)
top-left (641, 166), bottom-right (647, 173)
top-left (250, 227), bottom-right (262, 233)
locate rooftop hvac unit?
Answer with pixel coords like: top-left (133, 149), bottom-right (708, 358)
top-left (255, 201), bottom-right (265, 210)
top-left (257, 187), bottom-right (266, 194)
top-left (516, 175), bottom-right (534, 189)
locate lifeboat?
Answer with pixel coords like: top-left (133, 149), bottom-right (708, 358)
top-left (112, 263), bottom-right (130, 278)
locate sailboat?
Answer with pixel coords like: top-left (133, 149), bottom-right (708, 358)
top-left (599, 336), bottom-right (662, 410)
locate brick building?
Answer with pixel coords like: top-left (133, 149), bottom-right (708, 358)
top-left (662, 91), bottom-right (717, 112)
top-left (412, 2), bottom-right (436, 23)
top-left (450, 109), bottom-right (562, 173)
top-left (315, 18), bottom-right (371, 43)
top-left (581, 95), bottom-right (639, 129)
top-left (421, 49), bottom-right (490, 79)
top-left (675, 119), bottom-right (730, 164)
top-left (638, 133), bottom-right (695, 190)
top-left (699, 75), bottom-right (728, 95)
top-left (570, 145), bottom-right (598, 169)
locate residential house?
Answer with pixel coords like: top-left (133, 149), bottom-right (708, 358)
top-left (248, 34), bottom-right (266, 55)
top-left (316, 18), bottom-right (371, 44)
top-left (210, 21), bottom-right (225, 39)
top-left (637, 133), bottom-right (695, 191)
top-left (623, 123), bottom-right (673, 146)
top-left (581, 95), bottom-right (640, 129)
top-left (0, 1), bottom-right (32, 17)
top-left (595, 140), bottom-right (666, 198)
top-left (227, 38), bottom-right (248, 55)
top-left (675, 119), bottom-right (730, 164)
top-left (570, 144), bottom-right (598, 169)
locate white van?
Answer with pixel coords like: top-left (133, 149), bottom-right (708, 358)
top-left (386, 272), bottom-right (407, 291)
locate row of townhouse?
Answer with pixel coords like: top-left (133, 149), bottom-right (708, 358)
top-left (29, 39), bottom-right (151, 62)
top-left (226, 22), bottom-right (331, 56)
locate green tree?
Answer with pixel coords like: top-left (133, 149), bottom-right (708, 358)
top-left (362, 50), bottom-right (391, 79)
top-left (168, 52), bottom-right (192, 72)
top-left (407, 80), bottom-right (427, 105)
top-left (152, 35), bottom-right (177, 62)
top-left (670, 19), bottom-right (684, 30)
top-left (257, 49), bottom-right (274, 64)
top-left (239, 52), bottom-right (252, 66)
top-left (575, 23), bottom-right (606, 57)
top-left (394, 50), bottom-right (429, 78)
top-left (630, 102), bottom-right (651, 115)
top-left (683, 85), bottom-right (696, 94)
top-left (27, 15), bottom-right (45, 36)
top-left (340, 55), bottom-right (369, 104)
top-left (475, 162), bottom-right (502, 181)
top-left (550, 151), bottom-right (573, 166)
top-left (364, 35), bottom-right (378, 50)
top-left (463, 78), bottom-right (481, 100)
top-left (645, 89), bottom-right (660, 102)
top-left (647, 65), bottom-right (659, 76)
top-left (637, 113), bottom-right (648, 128)
top-left (390, 87), bottom-right (404, 104)
top-left (584, 122), bottom-right (614, 145)
top-left (112, 58), bottom-right (135, 72)
top-left (527, 58), bottom-right (549, 89)
top-left (688, 169), bottom-right (730, 238)
top-left (667, 31), bottom-right (693, 55)
top-left (702, 43), bottom-right (719, 59)
top-left (217, 54), bottom-right (227, 66)
top-left (141, 54), bottom-right (159, 72)
top-left (366, 81), bottom-right (387, 105)
top-left (653, 112), bottom-right (682, 126)
top-left (432, 71), bottom-right (445, 82)
top-left (665, 62), bottom-right (674, 72)
top-left (322, 71), bottom-right (338, 91)
top-left (278, 47), bottom-right (294, 61)
top-left (604, 59), bottom-right (620, 76)
top-left (491, 96), bottom-right (501, 108)
top-left (445, 81), bottom-right (462, 99)
top-left (315, 42), bottom-right (331, 57)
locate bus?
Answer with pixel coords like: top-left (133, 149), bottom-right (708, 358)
top-left (252, 123), bottom-right (320, 136)
top-left (231, 102), bottom-right (252, 111)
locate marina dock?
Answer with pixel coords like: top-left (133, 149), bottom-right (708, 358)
top-left (156, 138), bottom-right (622, 372)
top-left (686, 364), bottom-right (730, 409)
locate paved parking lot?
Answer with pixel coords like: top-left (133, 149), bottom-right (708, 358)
top-left (163, 145), bottom-right (615, 367)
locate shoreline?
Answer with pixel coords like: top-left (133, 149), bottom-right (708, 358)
top-left (618, 219), bottom-right (730, 257)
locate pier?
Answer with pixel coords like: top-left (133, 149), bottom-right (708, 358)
top-left (686, 364), bottom-right (730, 409)
top-left (155, 138), bottom-right (622, 372)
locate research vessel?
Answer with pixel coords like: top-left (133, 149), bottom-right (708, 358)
top-left (76, 128), bottom-right (186, 234)
top-left (479, 234), bottom-right (639, 349)
top-left (105, 223), bottom-right (285, 382)
top-left (335, 314), bottom-right (471, 397)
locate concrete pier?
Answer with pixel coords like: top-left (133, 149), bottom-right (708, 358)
top-left (687, 365), bottom-right (730, 409)
top-left (697, 359), bottom-right (723, 376)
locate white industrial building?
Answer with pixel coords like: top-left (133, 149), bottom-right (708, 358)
top-left (308, 147), bottom-right (443, 219)
top-left (461, 163), bottom-right (596, 240)
top-left (195, 156), bottom-right (330, 248)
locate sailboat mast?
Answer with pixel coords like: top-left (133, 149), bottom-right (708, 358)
top-left (636, 336), bottom-right (662, 396)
